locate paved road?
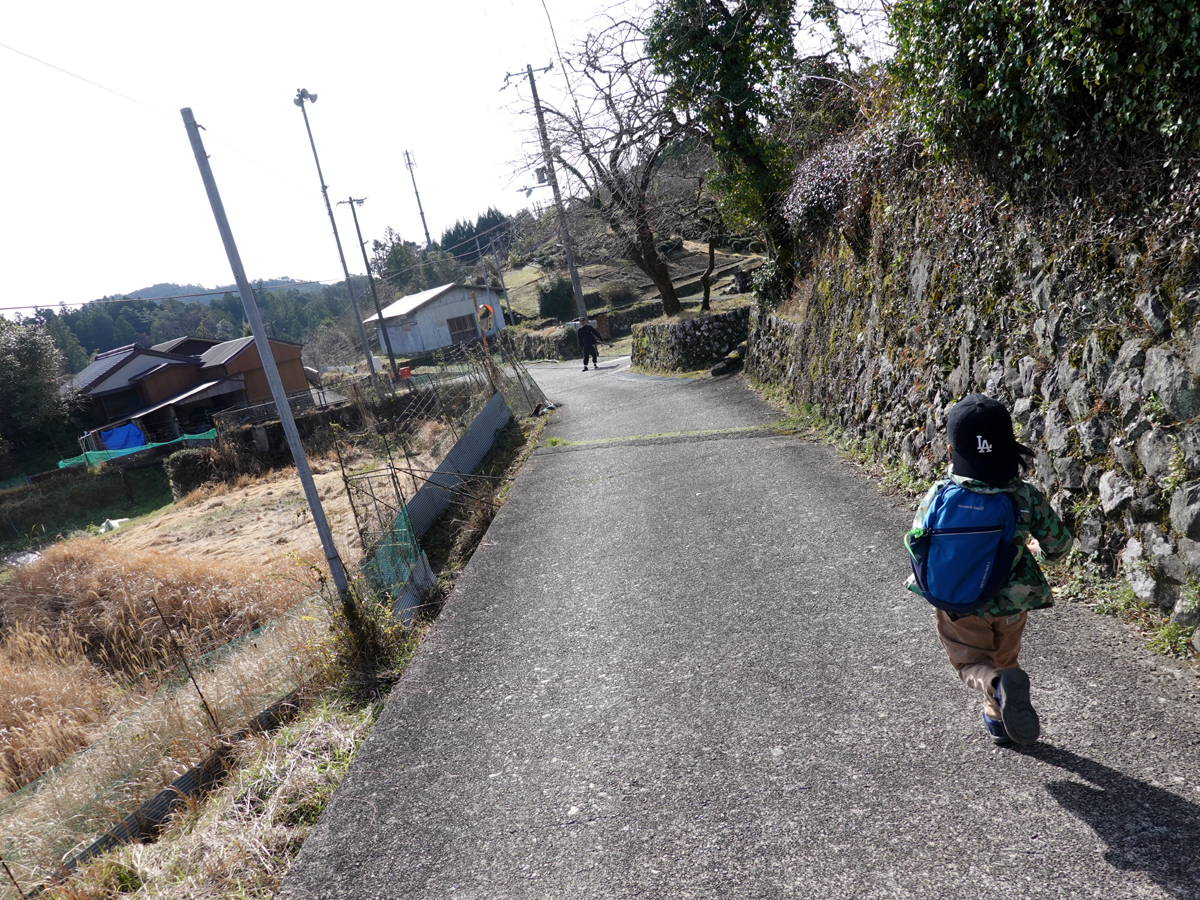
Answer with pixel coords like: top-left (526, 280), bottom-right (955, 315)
top-left (282, 356), bottom-right (1200, 899)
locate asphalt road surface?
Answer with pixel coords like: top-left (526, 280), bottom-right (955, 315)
top-left (282, 355), bottom-right (1200, 900)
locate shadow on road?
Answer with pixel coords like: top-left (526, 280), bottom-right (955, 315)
top-left (1018, 743), bottom-right (1200, 897)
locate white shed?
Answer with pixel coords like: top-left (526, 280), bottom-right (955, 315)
top-left (363, 283), bottom-right (504, 356)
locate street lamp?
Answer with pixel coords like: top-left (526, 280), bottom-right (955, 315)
top-left (294, 87), bottom-right (381, 393)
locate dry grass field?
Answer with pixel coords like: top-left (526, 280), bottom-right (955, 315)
top-left (0, 539), bottom-right (310, 795)
top-left (0, 444), bottom-right (398, 798)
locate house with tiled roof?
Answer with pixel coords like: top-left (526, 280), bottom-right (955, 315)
top-left (71, 335), bottom-right (307, 448)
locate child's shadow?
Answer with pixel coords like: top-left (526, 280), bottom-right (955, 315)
top-left (1018, 743), bottom-right (1200, 897)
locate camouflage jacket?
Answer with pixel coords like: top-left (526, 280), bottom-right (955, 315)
top-left (905, 470), bottom-right (1074, 617)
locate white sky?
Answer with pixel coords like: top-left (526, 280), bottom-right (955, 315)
top-left (2, 0), bottom-right (620, 313)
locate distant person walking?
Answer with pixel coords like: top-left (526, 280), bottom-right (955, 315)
top-left (577, 316), bottom-right (602, 371)
top-left (905, 394), bottom-right (1072, 746)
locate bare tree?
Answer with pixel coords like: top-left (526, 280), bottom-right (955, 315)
top-left (541, 16), bottom-right (709, 316)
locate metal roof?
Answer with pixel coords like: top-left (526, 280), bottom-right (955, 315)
top-left (151, 336), bottom-right (222, 355)
top-left (199, 336), bottom-right (256, 367)
top-left (199, 335), bottom-right (303, 368)
top-left (363, 283), bottom-right (501, 323)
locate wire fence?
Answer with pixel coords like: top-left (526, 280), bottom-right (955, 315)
top-left (0, 340), bottom-right (549, 895)
top-left (338, 342), bottom-right (546, 617)
top-left (211, 386), bottom-right (350, 435)
top-left (0, 596), bottom-right (330, 898)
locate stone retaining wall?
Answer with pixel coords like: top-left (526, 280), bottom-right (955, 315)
top-left (496, 326), bottom-right (581, 362)
top-left (745, 133), bottom-right (1200, 639)
top-left (632, 307), bottom-right (751, 372)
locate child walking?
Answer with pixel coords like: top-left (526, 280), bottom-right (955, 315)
top-left (907, 394), bottom-right (1073, 746)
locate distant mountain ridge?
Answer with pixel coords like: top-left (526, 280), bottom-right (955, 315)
top-left (112, 277), bottom-right (324, 303)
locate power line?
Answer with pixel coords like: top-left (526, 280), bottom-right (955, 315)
top-left (0, 41), bottom-right (179, 122)
top-left (0, 42), bottom-right (310, 197)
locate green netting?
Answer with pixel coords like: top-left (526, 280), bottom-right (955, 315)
top-left (58, 429), bottom-right (218, 469)
top-left (0, 596), bottom-right (330, 897)
top-left (359, 503), bottom-right (423, 597)
top-left (0, 475), bottom-right (30, 492)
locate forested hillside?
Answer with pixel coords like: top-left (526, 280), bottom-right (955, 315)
top-left (37, 278), bottom-right (368, 374)
top-left (30, 208), bottom-right (526, 375)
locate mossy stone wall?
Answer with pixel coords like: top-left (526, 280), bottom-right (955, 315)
top-left (632, 307), bottom-right (751, 372)
top-left (747, 143), bottom-right (1200, 634)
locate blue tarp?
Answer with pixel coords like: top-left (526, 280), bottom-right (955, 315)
top-left (99, 423), bottom-right (147, 451)
top-left (59, 428), bottom-right (218, 469)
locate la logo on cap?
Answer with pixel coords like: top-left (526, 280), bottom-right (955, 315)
top-left (976, 435), bottom-right (993, 453)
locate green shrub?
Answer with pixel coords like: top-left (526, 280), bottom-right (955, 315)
top-left (656, 236), bottom-right (684, 257)
top-left (600, 280), bottom-right (639, 307)
top-left (537, 274), bottom-right (578, 320)
top-left (891, 0), bottom-right (1200, 164)
top-left (163, 448), bottom-right (213, 500)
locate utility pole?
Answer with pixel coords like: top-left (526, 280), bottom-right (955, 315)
top-left (340, 197), bottom-right (399, 380)
top-left (293, 88), bottom-right (381, 394)
top-left (181, 107), bottom-right (358, 626)
top-left (490, 239), bottom-right (516, 326)
top-left (404, 150), bottom-right (433, 251)
top-left (525, 64), bottom-right (586, 320)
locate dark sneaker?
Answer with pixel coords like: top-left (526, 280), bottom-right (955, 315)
top-left (982, 712), bottom-right (1011, 746)
top-left (582, 366), bottom-right (589, 371)
top-left (996, 668), bottom-right (1040, 745)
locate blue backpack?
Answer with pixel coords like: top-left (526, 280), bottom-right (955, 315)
top-left (905, 482), bottom-right (1019, 614)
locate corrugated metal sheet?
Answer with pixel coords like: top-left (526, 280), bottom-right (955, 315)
top-left (406, 390), bottom-right (513, 537)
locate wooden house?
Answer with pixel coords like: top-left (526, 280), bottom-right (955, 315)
top-left (70, 335), bottom-right (307, 447)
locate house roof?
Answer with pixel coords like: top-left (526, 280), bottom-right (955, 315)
top-left (70, 345), bottom-right (197, 394)
top-left (199, 336), bottom-right (256, 367)
top-left (71, 346), bottom-right (139, 393)
top-left (152, 336), bottom-right (222, 355)
top-left (198, 335), bottom-right (302, 368)
top-left (83, 375), bottom-right (247, 437)
top-left (363, 284), bottom-right (459, 323)
top-left (71, 335), bottom-right (304, 397)
top-left (363, 283), bottom-right (501, 323)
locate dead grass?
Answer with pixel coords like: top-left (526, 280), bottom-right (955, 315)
top-left (1, 540), bottom-right (306, 675)
top-left (0, 539), bottom-right (313, 795)
top-left (38, 700), bottom-right (375, 900)
top-left (0, 626), bottom-right (129, 794)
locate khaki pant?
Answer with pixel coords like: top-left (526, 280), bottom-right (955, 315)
top-left (935, 610), bottom-right (1027, 719)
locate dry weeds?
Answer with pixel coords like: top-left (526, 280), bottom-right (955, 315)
top-left (0, 539), bottom-right (313, 795)
top-left (1, 540), bottom-right (306, 676)
top-left (38, 700), bottom-right (375, 900)
top-left (0, 627), bottom-right (130, 794)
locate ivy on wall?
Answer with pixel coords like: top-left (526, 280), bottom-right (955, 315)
top-left (890, 0), bottom-right (1200, 165)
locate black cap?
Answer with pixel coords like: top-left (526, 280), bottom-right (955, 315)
top-left (946, 394), bottom-right (1019, 485)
